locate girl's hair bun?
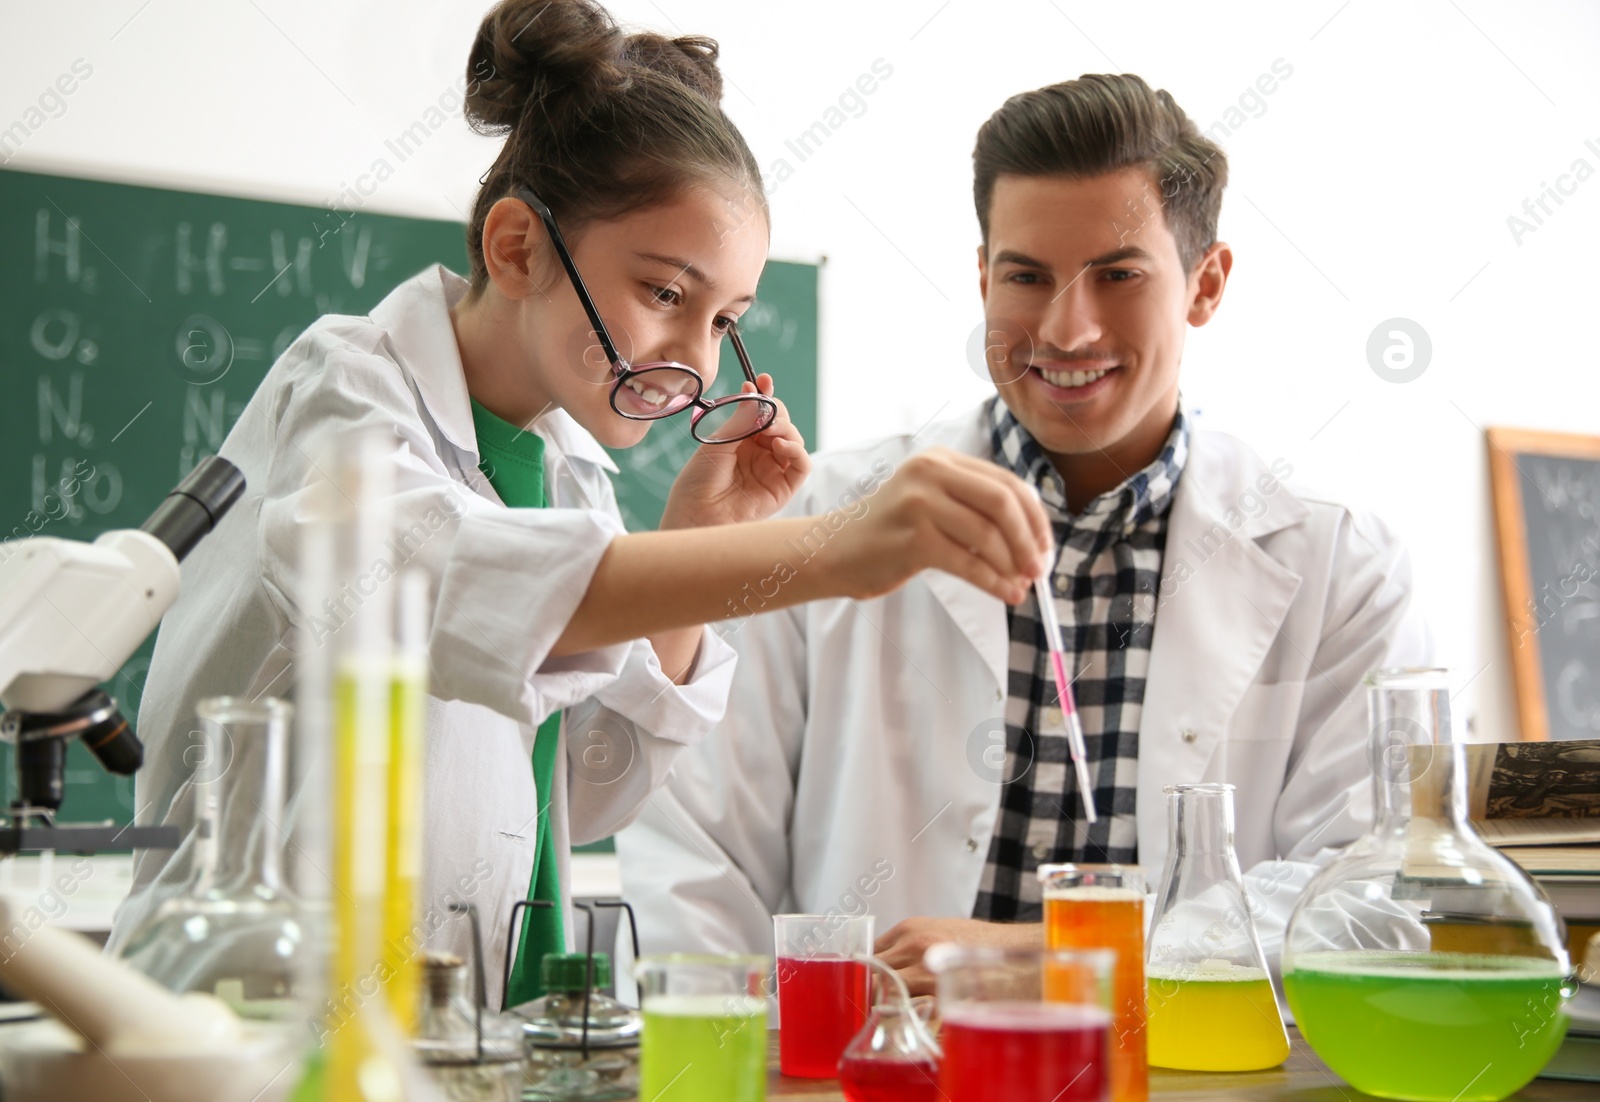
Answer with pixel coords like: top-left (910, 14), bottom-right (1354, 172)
top-left (464, 0), bottom-right (727, 135)
top-left (623, 32), bottom-right (723, 104)
top-left (464, 0), bottom-right (627, 135)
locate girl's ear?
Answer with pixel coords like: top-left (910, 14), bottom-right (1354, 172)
top-left (482, 196), bottom-right (550, 301)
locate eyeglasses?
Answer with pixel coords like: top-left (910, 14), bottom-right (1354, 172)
top-left (516, 187), bottom-right (779, 445)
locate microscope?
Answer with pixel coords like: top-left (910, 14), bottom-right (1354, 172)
top-left (0, 457), bottom-right (244, 854)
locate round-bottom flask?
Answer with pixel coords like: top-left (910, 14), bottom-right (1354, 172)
top-left (1282, 669), bottom-right (1572, 1102)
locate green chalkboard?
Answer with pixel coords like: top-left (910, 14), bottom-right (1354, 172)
top-left (0, 165), bottom-right (818, 831)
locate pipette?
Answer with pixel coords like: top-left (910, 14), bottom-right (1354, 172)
top-left (1033, 565), bottom-right (1098, 825)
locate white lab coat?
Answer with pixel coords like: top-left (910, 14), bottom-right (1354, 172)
top-left (617, 404), bottom-right (1433, 969)
top-left (109, 266), bottom-right (736, 1007)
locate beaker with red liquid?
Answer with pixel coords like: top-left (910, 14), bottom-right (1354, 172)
top-left (927, 944), bottom-right (1114, 1102)
top-left (774, 913), bottom-right (875, 1078)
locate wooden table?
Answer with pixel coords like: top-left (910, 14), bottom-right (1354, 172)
top-left (763, 1028), bottom-right (1593, 1099)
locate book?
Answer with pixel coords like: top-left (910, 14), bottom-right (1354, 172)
top-left (1439, 740), bottom-right (1600, 1081)
top-left (1456, 740), bottom-right (1600, 896)
top-left (1420, 741), bottom-right (1600, 965)
top-left (1463, 739), bottom-right (1600, 825)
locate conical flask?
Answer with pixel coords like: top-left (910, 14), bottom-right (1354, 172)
top-left (837, 955), bottom-right (941, 1100)
top-left (1144, 782), bottom-right (1288, 1071)
top-left (118, 696), bottom-right (306, 1019)
top-left (1282, 668), bottom-right (1573, 1102)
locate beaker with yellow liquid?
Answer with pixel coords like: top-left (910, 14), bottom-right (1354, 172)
top-left (1145, 783), bottom-right (1289, 1072)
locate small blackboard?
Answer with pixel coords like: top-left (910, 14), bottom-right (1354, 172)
top-left (1488, 428), bottom-right (1600, 741)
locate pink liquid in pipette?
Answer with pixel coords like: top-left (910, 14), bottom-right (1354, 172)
top-left (1047, 649), bottom-right (1098, 822)
top-left (1048, 651), bottom-right (1074, 717)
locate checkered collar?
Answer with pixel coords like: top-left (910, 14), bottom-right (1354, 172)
top-left (986, 395), bottom-right (1190, 537)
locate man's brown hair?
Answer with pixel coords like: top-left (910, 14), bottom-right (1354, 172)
top-left (973, 73), bottom-right (1227, 273)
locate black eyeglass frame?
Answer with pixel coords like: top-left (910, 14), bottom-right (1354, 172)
top-left (515, 187), bottom-right (778, 445)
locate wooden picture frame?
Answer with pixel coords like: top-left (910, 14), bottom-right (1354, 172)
top-left (1486, 426), bottom-right (1600, 741)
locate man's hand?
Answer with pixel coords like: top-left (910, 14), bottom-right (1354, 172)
top-left (874, 918), bottom-right (1044, 996)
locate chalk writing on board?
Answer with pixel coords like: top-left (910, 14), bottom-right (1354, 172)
top-left (176, 222), bottom-right (317, 300)
top-left (35, 209), bottom-right (96, 292)
top-left (741, 299), bottom-right (798, 352)
top-left (30, 308), bottom-right (97, 364)
top-left (38, 371), bottom-right (91, 445)
top-left (30, 454), bottom-right (120, 522)
top-left (342, 225), bottom-right (373, 289)
top-left (180, 388), bottom-right (245, 479)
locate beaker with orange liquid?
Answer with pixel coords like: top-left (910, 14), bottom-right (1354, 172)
top-left (1039, 864), bottom-right (1147, 1102)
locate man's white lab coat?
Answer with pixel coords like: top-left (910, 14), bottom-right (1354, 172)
top-left (617, 404), bottom-right (1433, 966)
top-left (110, 266), bottom-right (735, 1007)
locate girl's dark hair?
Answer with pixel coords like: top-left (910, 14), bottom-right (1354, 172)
top-left (463, 0), bottom-right (764, 293)
top-left (973, 73), bottom-right (1227, 273)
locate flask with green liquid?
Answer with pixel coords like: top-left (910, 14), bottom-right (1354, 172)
top-left (1282, 668), bottom-right (1573, 1102)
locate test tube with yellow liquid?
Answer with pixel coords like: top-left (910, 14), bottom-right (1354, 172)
top-left (293, 430), bottom-right (430, 1101)
top-left (1144, 783), bottom-right (1289, 1072)
top-left (381, 571), bottom-right (429, 1034)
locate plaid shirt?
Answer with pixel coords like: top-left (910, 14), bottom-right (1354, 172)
top-left (972, 396), bottom-right (1190, 922)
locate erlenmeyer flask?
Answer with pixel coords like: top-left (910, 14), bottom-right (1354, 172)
top-left (1282, 668), bottom-right (1572, 1102)
top-left (837, 955), bottom-right (941, 1102)
top-left (118, 696), bottom-right (305, 1019)
top-left (1145, 782), bottom-right (1288, 1071)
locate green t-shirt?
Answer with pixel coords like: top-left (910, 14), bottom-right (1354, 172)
top-left (470, 398), bottom-right (564, 1007)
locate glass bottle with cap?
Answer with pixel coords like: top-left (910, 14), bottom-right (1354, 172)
top-left (1144, 782), bottom-right (1288, 1071)
top-left (518, 951), bottom-right (641, 1101)
top-left (413, 949), bottom-right (524, 1102)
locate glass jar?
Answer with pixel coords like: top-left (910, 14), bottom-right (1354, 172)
top-left (117, 696), bottom-right (306, 1020)
top-left (1282, 668), bottom-right (1573, 1102)
top-left (412, 950), bottom-right (523, 1102)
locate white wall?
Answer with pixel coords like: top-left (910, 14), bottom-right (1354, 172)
top-left (5, 0), bottom-right (1599, 738)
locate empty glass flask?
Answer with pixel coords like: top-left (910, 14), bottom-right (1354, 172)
top-left (118, 696), bottom-right (306, 1019)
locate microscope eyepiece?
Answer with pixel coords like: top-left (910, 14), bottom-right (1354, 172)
top-left (139, 455), bottom-right (246, 563)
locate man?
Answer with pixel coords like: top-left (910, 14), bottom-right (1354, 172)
top-left (617, 73), bottom-right (1431, 993)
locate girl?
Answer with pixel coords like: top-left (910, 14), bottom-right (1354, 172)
top-left (111, 0), bottom-right (1050, 1007)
